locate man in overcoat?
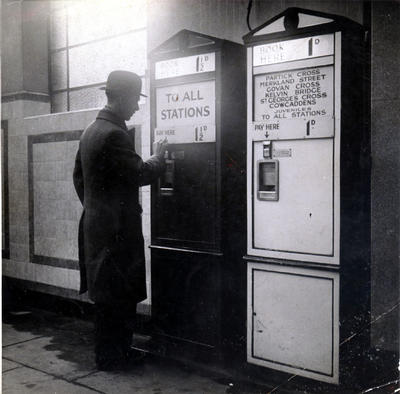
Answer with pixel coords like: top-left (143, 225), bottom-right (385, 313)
top-left (73, 70), bottom-right (167, 370)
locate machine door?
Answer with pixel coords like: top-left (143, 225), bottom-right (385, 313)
top-left (152, 78), bottom-right (219, 251)
top-left (153, 142), bottom-right (217, 250)
top-left (247, 262), bottom-right (339, 384)
top-left (252, 138), bottom-right (334, 256)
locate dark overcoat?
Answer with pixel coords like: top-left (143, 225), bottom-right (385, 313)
top-left (73, 107), bottom-right (164, 307)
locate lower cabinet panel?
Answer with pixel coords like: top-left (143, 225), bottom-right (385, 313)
top-left (247, 262), bottom-right (339, 384)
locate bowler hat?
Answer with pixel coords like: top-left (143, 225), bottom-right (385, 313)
top-left (100, 70), bottom-right (147, 97)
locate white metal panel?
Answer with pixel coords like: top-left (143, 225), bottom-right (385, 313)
top-left (247, 262), bottom-right (339, 384)
top-left (253, 55), bottom-right (334, 75)
top-left (253, 34), bottom-right (334, 66)
top-left (155, 53), bottom-right (215, 79)
top-left (247, 46), bottom-right (255, 255)
top-left (253, 138), bottom-right (334, 256)
top-left (252, 65), bottom-right (334, 140)
top-left (247, 34), bottom-right (341, 265)
top-left (251, 117), bottom-right (334, 140)
top-left (154, 124), bottom-right (215, 144)
top-left (156, 81), bottom-right (215, 128)
top-left (333, 32), bottom-right (342, 262)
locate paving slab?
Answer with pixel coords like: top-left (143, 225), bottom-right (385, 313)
top-left (57, 318), bottom-right (93, 335)
top-left (76, 357), bottom-right (228, 394)
top-left (3, 309), bottom-right (75, 347)
top-left (2, 334), bottom-right (96, 381)
top-left (2, 358), bottom-right (21, 373)
top-left (2, 366), bottom-right (100, 394)
top-left (2, 323), bottom-right (43, 347)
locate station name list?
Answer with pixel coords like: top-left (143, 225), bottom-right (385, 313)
top-left (254, 66), bottom-right (333, 122)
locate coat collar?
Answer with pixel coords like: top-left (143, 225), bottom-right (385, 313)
top-left (96, 106), bottom-right (127, 130)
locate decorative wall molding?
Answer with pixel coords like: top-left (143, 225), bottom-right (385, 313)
top-left (1, 120), bottom-right (10, 259)
top-left (2, 91), bottom-right (50, 103)
top-left (28, 129), bottom-right (83, 269)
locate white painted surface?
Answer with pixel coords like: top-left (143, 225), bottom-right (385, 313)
top-left (333, 32), bottom-right (342, 263)
top-left (156, 80), bottom-right (215, 127)
top-left (299, 14), bottom-right (334, 28)
top-left (252, 65), bottom-right (334, 139)
top-left (155, 124), bottom-right (215, 144)
top-left (253, 55), bottom-right (334, 75)
top-left (247, 262), bottom-right (339, 384)
top-left (253, 34), bottom-right (334, 66)
top-left (253, 138), bottom-right (334, 256)
top-left (251, 116), bottom-right (334, 141)
top-left (155, 53), bottom-right (215, 79)
top-left (246, 34), bottom-right (341, 265)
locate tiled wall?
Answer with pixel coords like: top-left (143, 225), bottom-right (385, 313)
top-left (2, 104), bottom-right (152, 310)
top-left (2, 121), bottom-right (9, 257)
top-left (2, 107), bottom-right (96, 298)
top-left (31, 137), bottom-right (81, 264)
top-left (8, 131), bottom-right (29, 263)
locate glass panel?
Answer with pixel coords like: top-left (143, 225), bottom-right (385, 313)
top-left (50, 9), bottom-right (67, 49)
top-left (52, 92), bottom-right (68, 113)
top-left (50, 1), bottom-right (69, 12)
top-left (155, 143), bottom-right (217, 246)
top-left (69, 86), bottom-right (107, 111)
top-left (69, 78), bottom-right (146, 111)
top-left (51, 50), bottom-right (67, 91)
top-left (69, 30), bottom-right (147, 88)
top-left (260, 162), bottom-right (276, 191)
top-left (68, 0), bottom-right (146, 46)
top-left (139, 76), bottom-right (147, 105)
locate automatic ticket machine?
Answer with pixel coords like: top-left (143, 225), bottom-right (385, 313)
top-left (244, 9), bottom-right (370, 384)
top-left (149, 30), bottom-right (246, 358)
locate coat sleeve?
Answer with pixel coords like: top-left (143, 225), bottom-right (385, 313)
top-left (73, 147), bottom-right (84, 204)
top-left (139, 155), bottom-right (166, 186)
top-left (106, 130), bottom-right (165, 186)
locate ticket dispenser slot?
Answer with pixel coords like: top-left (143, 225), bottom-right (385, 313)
top-left (258, 160), bottom-right (279, 201)
top-left (159, 150), bottom-right (185, 197)
top-left (160, 156), bottom-right (175, 197)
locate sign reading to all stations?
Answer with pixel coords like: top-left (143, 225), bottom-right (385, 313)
top-left (155, 53), bottom-right (215, 79)
top-left (252, 34), bottom-right (335, 140)
top-left (156, 80), bottom-right (216, 143)
top-left (253, 34), bottom-right (334, 66)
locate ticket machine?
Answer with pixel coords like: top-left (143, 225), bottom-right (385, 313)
top-left (149, 30), bottom-right (246, 357)
top-left (244, 9), bottom-right (370, 384)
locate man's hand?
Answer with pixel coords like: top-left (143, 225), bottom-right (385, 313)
top-left (153, 138), bottom-right (168, 158)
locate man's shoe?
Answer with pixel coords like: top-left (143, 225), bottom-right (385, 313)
top-left (126, 349), bottom-right (146, 365)
top-left (96, 357), bottom-right (125, 371)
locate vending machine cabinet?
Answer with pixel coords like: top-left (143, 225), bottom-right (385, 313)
top-left (149, 30), bottom-right (246, 358)
top-left (244, 9), bottom-right (370, 385)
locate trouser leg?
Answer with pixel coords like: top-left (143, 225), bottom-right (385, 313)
top-left (94, 304), bottom-right (125, 365)
top-left (94, 303), bottom-right (136, 367)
